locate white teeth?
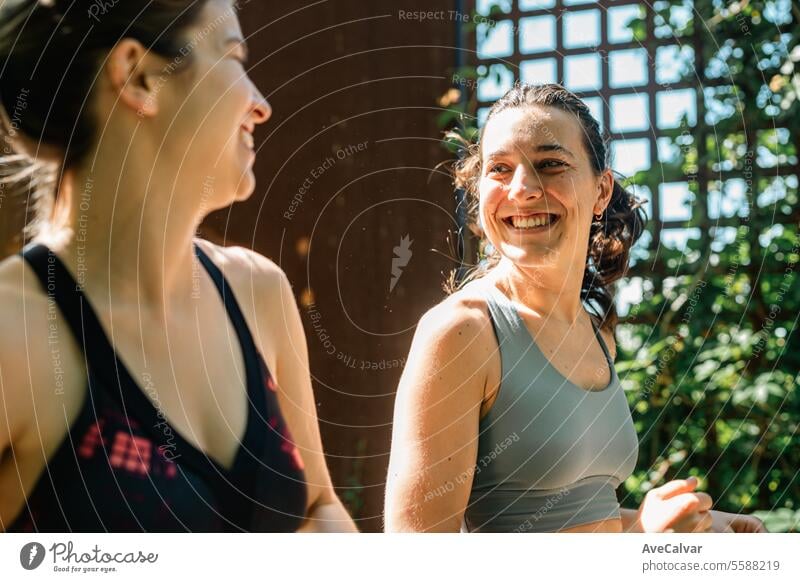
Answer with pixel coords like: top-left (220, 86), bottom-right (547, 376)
top-left (509, 214), bottom-right (554, 229)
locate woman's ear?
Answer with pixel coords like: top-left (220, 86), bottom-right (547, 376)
top-left (594, 169), bottom-right (614, 215)
top-left (106, 39), bottom-right (160, 119)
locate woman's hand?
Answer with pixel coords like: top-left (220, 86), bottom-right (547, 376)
top-left (709, 510), bottom-right (768, 533)
top-left (635, 477), bottom-right (714, 532)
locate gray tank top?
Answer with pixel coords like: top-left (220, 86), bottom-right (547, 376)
top-left (464, 282), bottom-right (639, 532)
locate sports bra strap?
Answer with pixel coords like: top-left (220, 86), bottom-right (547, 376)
top-left (21, 244), bottom-right (121, 390)
top-left (482, 283), bottom-right (535, 361)
top-left (193, 244), bottom-right (262, 369)
top-left (20, 243), bottom-right (266, 419)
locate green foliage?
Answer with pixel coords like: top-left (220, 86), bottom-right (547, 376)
top-left (618, 0), bottom-right (800, 532)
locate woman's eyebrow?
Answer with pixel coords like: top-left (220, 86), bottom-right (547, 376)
top-left (487, 144), bottom-right (574, 159)
top-left (531, 143), bottom-right (574, 158)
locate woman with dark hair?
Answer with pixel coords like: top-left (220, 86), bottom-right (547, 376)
top-left (0, 0), bottom-right (356, 532)
top-left (385, 83), bottom-right (766, 533)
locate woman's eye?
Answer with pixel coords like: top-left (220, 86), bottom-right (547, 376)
top-left (540, 160), bottom-right (566, 169)
top-left (488, 164), bottom-right (509, 174)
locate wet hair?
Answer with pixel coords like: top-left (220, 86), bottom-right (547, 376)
top-left (0, 0), bottom-right (212, 245)
top-left (448, 83), bottom-right (648, 332)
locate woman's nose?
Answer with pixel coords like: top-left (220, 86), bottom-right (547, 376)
top-left (250, 87), bottom-right (272, 125)
top-left (508, 164), bottom-right (541, 200)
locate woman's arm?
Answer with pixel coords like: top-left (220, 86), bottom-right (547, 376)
top-left (219, 244), bottom-right (357, 532)
top-left (0, 263), bottom-right (52, 530)
top-left (620, 508), bottom-right (643, 532)
top-left (384, 298), bottom-right (494, 532)
top-left (270, 266), bottom-right (357, 532)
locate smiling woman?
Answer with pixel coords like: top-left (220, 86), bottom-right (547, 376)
top-left (384, 83), bottom-right (766, 534)
top-left (0, 0), bottom-right (355, 532)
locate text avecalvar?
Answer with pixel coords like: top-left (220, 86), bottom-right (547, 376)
top-left (642, 544), bottom-right (703, 554)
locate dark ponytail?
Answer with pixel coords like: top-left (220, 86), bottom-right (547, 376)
top-left (0, 0), bottom-right (210, 167)
top-left (0, 0), bottom-right (211, 249)
top-left (449, 83), bottom-right (648, 332)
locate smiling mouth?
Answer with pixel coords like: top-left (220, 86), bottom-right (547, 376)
top-left (503, 213), bottom-right (560, 230)
top-left (240, 127), bottom-right (255, 150)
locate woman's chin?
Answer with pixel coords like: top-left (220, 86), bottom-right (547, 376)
top-left (499, 242), bottom-right (557, 268)
top-left (233, 170), bottom-right (257, 202)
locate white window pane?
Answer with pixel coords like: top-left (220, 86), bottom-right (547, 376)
top-left (656, 88), bottom-right (697, 129)
top-left (563, 0), bottom-right (596, 5)
top-left (660, 228), bottom-right (700, 250)
top-left (704, 86), bottom-right (737, 125)
top-left (608, 4), bottom-right (642, 43)
top-left (563, 9), bottom-right (601, 49)
top-left (563, 53), bottom-right (601, 91)
top-left (659, 182), bottom-right (694, 221)
top-left (520, 0), bottom-right (556, 9)
top-left (756, 128), bottom-right (794, 168)
top-left (708, 179), bottom-right (748, 219)
top-left (764, 0), bottom-right (793, 24)
top-left (582, 96), bottom-right (604, 131)
top-left (477, 20), bottom-right (515, 59)
top-left (617, 277), bottom-right (644, 317)
top-left (609, 49), bottom-right (649, 88)
top-left (477, 64), bottom-right (514, 102)
top-left (611, 138), bottom-right (651, 176)
top-left (521, 58), bottom-right (557, 85)
top-left (520, 15), bottom-right (556, 54)
top-left (632, 184), bottom-right (653, 220)
top-left (657, 137), bottom-right (680, 165)
top-left (654, 0), bottom-right (693, 39)
top-left (477, 0), bottom-right (512, 15)
top-left (610, 94), bottom-right (649, 133)
top-left (710, 227), bottom-right (738, 252)
top-left (758, 176), bottom-right (791, 208)
top-left (655, 45), bottom-right (695, 85)
top-left (631, 229), bottom-right (653, 263)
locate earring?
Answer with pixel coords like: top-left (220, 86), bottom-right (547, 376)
top-left (593, 211), bottom-right (603, 221)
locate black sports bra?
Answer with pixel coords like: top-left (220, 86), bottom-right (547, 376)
top-left (9, 243), bottom-right (308, 532)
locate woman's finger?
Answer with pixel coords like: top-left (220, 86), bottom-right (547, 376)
top-left (667, 492), bottom-right (710, 516)
top-left (696, 511), bottom-right (713, 532)
top-left (653, 476), bottom-right (698, 500)
top-left (693, 492), bottom-right (713, 512)
top-left (671, 509), bottom-right (712, 533)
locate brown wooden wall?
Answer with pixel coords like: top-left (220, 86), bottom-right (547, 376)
top-left (202, 0), bottom-right (462, 532)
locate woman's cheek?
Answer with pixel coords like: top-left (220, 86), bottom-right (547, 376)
top-left (478, 190), bottom-right (498, 232)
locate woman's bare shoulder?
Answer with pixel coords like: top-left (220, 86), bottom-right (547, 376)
top-left (193, 238), bottom-right (290, 318)
top-left (0, 254), bottom-right (85, 443)
top-left (0, 254), bottom-right (51, 346)
top-left (413, 279), bottom-right (496, 356)
top-left (192, 239), bottom-right (296, 368)
top-left (194, 238), bottom-right (286, 289)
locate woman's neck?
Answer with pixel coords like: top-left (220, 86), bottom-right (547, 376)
top-left (494, 258), bottom-right (586, 325)
top-left (43, 163), bottom-right (205, 320)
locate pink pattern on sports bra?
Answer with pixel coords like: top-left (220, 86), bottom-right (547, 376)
top-left (109, 433), bottom-right (151, 475)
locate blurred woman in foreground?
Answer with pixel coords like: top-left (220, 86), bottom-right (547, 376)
top-left (0, 0), bottom-right (355, 532)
